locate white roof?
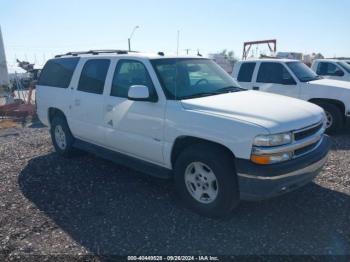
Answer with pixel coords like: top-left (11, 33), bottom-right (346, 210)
top-left (313, 58), bottom-right (350, 63)
top-left (239, 58), bottom-right (299, 63)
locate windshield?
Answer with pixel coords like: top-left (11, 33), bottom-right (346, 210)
top-left (151, 58), bottom-right (242, 100)
top-left (286, 61), bottom-right (320, 82)
top-left (337, 61), bottom-right (350, 73)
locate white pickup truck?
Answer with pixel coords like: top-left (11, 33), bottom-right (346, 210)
top-left (36, 51), bottom-right (330, 217)
top-left (311, 59), bottom-right (350, 82)
top-left (233, 59), bottom-right (350, 133)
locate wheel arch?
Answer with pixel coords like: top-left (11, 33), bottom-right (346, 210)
top-left (170, 136), bottom-right (236, 168)
top-left (48, 107), bottom-right (67, 126)
top-left (308, 98), bottom-right (346, 118)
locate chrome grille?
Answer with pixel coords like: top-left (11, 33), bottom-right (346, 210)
top-left (292, 121), bottom-right (324, 158)
top-left (294, 141), bottom-right (320, 157)
top-left (294, 122), bottom-right (323, 141)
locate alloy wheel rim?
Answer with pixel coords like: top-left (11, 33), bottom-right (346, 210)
top-left (184, 162), bottom-right (219, 204)
top-left (325, 111), bottom-right (333, 129)
top-left (54, 125), bottom-right (67, 150)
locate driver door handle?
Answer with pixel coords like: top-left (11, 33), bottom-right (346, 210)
top-left (253, 86), bottom-right (260, 90)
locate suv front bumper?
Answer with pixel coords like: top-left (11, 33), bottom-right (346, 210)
top-left (236, 135), bottom-right (331, 201)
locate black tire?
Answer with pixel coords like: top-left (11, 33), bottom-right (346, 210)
top-left (50, 115), bottom-right (76, 157)
top-left (174, 143), bottom-right (240, 218)
top-left (318, 103), bottom-right (343, 134)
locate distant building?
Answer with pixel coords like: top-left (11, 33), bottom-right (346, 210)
top-left (303, 53), bottom-right (324, 67)
top-left (276, 52), bottom-right (303, 60)
top-left (276, 51), bottom-right (324, 67)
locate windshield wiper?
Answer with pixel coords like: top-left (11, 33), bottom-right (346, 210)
top-left (180, 92), bottom-right (220, 100)
top-left (214, 86), bottom-right (243, 93)
top-left (180, 86), bottom-right (244, 100)
top-left (300, 75), bottom-right (321, 82)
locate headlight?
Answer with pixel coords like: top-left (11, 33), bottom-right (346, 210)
top-left (251, 132), bottom-right (293, 164)
top-left (253, 133), bottom-right (292, 147)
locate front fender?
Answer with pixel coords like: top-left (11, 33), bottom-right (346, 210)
top-left (163, 102), bottom-right (268, 168)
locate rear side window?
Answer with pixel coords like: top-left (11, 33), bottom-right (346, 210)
top-left (38, 58), bottom-right (79, 88)
top-left (237, 63), bottom-right (256, 82)
top-left (111, 59), bottom-right (156, 98)
top-left (257, 62), bottom-right (295, 84)
top-left (77, 59), bottom-right (110, 94)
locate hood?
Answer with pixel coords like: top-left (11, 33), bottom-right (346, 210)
top-left (308, 79), bottom-right (350, 90)
top-left (181, 91), bottom-right (324, 133)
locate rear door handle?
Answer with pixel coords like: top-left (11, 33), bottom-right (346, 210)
top-left (106, 104), bottom-right (113, 112)
top-left (74, 99), bottom-right (81, 106)
top-left (253, 86), bottom-right (260, 90)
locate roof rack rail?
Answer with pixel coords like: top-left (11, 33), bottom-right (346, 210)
top-left (55, 49), bottom-right (138, 58)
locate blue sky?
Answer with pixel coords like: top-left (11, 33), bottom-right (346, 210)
top-left (1, 0), bottom-right (349, 72)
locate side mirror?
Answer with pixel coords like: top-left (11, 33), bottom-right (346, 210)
top-left (128, 85), bottom-right (150, 101)
top-left (282, 78), bottom-right (296, 85)
top-left (334, 70), bottom-right (344, 77)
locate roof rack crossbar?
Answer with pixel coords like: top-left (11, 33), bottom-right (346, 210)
top-left (55, 49), bottom-right (138, 58)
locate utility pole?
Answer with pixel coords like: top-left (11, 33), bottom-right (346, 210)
top-left (0, 25), bottom-right (9, 87)
top-left (177, 30), bottom-right (180, 56)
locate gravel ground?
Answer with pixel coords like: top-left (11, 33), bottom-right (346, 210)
top-left (0, 123), bottom-right (350, 259)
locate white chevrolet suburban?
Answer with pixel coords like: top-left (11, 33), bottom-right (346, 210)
top-left (311, 59), bottom-right (350, 82)
top-left (36, 50), bottom-right (330, 217)
top-left (233, 59), bottom-right (350, 133)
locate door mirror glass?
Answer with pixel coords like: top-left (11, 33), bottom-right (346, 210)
top-left (335, 70), bottom-right (344, 76)
top-left (282, 77), bottom-right (296, 85)
top-left (128, 85), bottom-right (150, 101)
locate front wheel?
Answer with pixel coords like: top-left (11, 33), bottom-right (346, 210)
top-left (319, 103), bottom-right (343, 134)
top-left (174, 143), bottom-right (240, 218)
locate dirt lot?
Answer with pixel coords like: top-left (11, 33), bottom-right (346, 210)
top-left (0, 123), bottom-right (350, 259)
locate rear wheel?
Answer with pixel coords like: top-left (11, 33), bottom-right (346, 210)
top-left (318, 103), bottom-right (343, 134)
top-left (50, 116), bottom-right (75, 157)
top-left (174, 143), bottom-right (240, 218)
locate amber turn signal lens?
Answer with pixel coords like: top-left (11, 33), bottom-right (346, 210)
top-left (251, 152), bottom-right (292, 165)
top-left (250, 155), bottom-right (272, 165)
